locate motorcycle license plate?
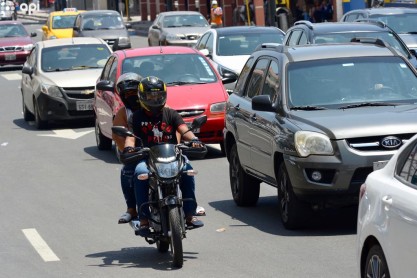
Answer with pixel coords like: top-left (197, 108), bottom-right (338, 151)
top-left (76, 101), bottom-right (93, 111)
top-left (5, 54), bottom-right (16, 61)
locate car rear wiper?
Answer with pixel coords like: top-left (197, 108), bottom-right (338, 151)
top-left (338, 102), bottom-right (400, 109)
top-left (290, 105), bottom-right (327, 110)
top-left (167, 81), bottom-right (207, 85)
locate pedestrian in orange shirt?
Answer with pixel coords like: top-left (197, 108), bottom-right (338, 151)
top-left (210, 0), bottom-right (223, 27)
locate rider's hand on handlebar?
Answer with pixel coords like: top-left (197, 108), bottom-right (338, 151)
top-left (123, 146), bottom-right (141, 154)
top-left (190, 137), bottom-right (203, 148)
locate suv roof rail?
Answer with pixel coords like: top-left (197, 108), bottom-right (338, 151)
top-left (255, 43), bottom-right (284, 52)
top-left (293, 20), bottom-right (314, 29)
top-left (354, 18), bottom-right (387, 28)
top-left (350, 37), bottom-right (388, 47)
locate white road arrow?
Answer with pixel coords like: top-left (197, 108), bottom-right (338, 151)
top-left (37, 129), bottom-right (94, 140)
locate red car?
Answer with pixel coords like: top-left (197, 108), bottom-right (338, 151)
top-left (0, 21), bottom-right (37, 66)
top-left (94, 46), bottom-right (237, 155)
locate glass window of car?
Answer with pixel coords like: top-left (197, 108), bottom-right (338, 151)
top-left (262, 60), bottom-right (280, 102)
top-left (121, 53), bottom-right (217, 84)
top-left (205, 33), bottom-right (214, 54)
top-left (27, 47), bottom-right (37, 67)
top-left (41, 44), bottom-right (111, 72)
top-left (0, 24), bottom-right (28, 37)
top-left (287, 30), bottom-right (302, 46)
top-left (101, 56), bottom-right (115, 79)
top-left (52, 15), bottom-right (77, 29)
top-left (196, 32), bottom-right (210, 50)
top-left (298, 32), bottom-right (308, 45)
top-left (218, 32), bottom-right (284, 55)
top-left (369, 13), bottom-right (417, 34)
top-left (396, 141), bottom-right (417, 186)
top-left (82, 14), bottom-right (124, 30)
top-left (235, 57), bottom-right (254, 95)
top-left (162, 15), bottom-right (208, 27)
top-left (287, 56), bottom-right (417, 108)
top-left (108, 57), bottom-right (118, 82)
top-left (246, 58), bottom-right (269, 99)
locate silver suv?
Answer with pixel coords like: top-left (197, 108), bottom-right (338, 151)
top-left (223, 41), bottom-right (417, 229)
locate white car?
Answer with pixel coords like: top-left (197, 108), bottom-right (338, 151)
top-left (194, 26), bottom-right (285, 92)
top-left (357, 133), bottom-right (417, 277)
top-left (21, 37), bottom-right (112, 129)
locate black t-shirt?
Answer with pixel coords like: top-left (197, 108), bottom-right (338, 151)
top-left (131, 107), bottom-right (185, 147)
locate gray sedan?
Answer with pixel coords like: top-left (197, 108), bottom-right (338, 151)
top-left (148, 11), bottom-right (210, 46)
top-left (20, 37), bottom-right (112, 129)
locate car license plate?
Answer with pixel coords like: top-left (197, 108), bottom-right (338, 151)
top-left (76, 101), bottom-right (93, 111)
top-left (5, 54), bottom-right (16, 61)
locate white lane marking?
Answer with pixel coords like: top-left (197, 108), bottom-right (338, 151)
top-left (208, 144), bottom-right (221, 150)
top-left (22, 228), bottom-right (60, 262)
top-left (2, 73), bottom-right (22, 80)
top-left (38, 129), bottom-right (94, 139)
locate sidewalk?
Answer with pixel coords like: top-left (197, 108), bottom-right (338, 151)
top-left (17, 8), bottom-right (152, 36)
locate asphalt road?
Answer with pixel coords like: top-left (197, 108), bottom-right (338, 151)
top-left (0, 21), bottom-right (358, 278)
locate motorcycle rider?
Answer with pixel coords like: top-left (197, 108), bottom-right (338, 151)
top-left (112, 72), bottom-right (142, 224)
top-left (123, 76), bottom-right (204, 237)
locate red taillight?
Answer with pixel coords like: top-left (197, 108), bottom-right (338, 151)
top-left (359, 183), bottom-right (366, 200)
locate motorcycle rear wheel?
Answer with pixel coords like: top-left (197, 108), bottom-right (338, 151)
top-left (168, 207), bottom-right (183, 268)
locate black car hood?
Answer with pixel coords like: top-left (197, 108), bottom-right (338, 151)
top-left (288, 105), bottom-right (417, 139)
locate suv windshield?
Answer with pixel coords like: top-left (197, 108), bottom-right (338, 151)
top-left (287, 56), bottom-right (417, 108)
top-left (370, 13), bottom-right (417, 34)
top-left (82, 14), bottom-right (124, 30)
top-left (218, 32), bottom-right (284, 56)
top-left (315, 31), bottom-right (409, 57)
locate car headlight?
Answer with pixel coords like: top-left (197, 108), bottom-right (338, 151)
top-left (166, 33), bottom-right (181, 40)
top-left (294, 131), bottom-right (334, 157)
top-left (41, 84), bottom-right (63, 98)
top-left (23, 44), bottom-right (34, 51)
top-left (155, 161), bottom-right (180, 178)
top-left (217, 64), bottom-right (237, 78)
top-left (210, 102), bottom-right (226, 113)
top-left (118, 36), bottom-right (130, 44)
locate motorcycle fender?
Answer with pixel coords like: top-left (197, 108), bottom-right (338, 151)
top-left (163, 196), bottom-right (181, 207)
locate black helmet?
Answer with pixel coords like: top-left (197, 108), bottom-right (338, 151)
top-left (116, 72), bottom-right (142, 110)
top-left (138, 76), bottom-right (167, 114)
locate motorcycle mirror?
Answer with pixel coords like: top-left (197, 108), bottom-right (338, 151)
top-left (112, 126), bottom-right (134, 137)
top-left (190, 115), bottom-right (207, 130)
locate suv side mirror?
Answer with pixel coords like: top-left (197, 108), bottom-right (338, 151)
top-left (252, 95), bottom-right (274, 112)
top-left (222, 72), bottom-right (238, 84)
top-left (125, 23), bottom-right (131, 29)
top-left (73, 26), bottom-right (80, 31)
top-left (96, 80), bottom-right (115, 91)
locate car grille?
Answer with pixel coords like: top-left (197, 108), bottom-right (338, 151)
top-left (177, 109), bottom-right (205, 118)
top-left (0, 46), bottom-right (23, 52)
top-left (62, 87), bottom-right (95, 100)
top-left (103, 39), bottom-right (116, 46)
top-left (346, 133), bottom-right (415, 151)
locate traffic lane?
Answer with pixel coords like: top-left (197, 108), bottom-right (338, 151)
top-left (1, 67), bottom-right (357, 276)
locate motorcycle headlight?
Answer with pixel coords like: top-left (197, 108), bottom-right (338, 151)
top-left (295, 131), bottom-right (334, 157)
top-left (40, 84), bottom-right (63, 98)
top-left (210, 102), bottom-right (226, 113)
top-left (118, 36), bottom-right (130, 44)
top-left (23, 44), bottom-right (34, 51)
top-left (155, 161), bottom-right (180, 178)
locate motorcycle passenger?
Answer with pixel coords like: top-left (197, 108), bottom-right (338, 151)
top-left (124, 76), bottom-right (204, 237)
top-left (112, 72), bottom-right (142, 224)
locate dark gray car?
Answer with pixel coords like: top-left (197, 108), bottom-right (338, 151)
top-left (224, 42), bottom-right (417, 229)
top-left (72, 10), bottom-right (131, 51)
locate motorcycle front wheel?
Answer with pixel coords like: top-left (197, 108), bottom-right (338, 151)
top-left (168, 207), bottom-right (183, 268)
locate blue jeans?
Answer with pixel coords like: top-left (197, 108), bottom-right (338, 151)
top-left (120, 163), bottom-right (136, 210)
top-left (133, 158), bottom-right (197, 220)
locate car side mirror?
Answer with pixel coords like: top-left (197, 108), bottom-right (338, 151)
top-left (252, 95), bottom-right (274, 112)
top-left (41, 25), bottom-right (48, 32)
top-left (411, 49), bottom-right (417, 57)
top-left (30, 32), bottom-right (37, 37)
top-left (222, 72), bottom-right (238, 85)
top-left (22, 65), bottom-right (34, 76)
top-left (96, 80), bottom-right (115, 91)
top-left (73, 26), bottom-right (80, 31)
top-left (125, 23), bottom-right (131, 29)
top-left (151, 25), bottom-right (159, 30)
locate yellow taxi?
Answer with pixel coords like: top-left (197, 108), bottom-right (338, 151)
top-left (42, 8), bottom-right (84, 40)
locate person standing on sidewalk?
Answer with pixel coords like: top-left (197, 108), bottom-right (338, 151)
top-left (210, 0), bottom-right (223, 28)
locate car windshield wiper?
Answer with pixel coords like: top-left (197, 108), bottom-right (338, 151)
top-left (338, 102), bottom-right (400, 109)
top-left (406, 31), bottom-right (417, 34)
top-left (71, 65), bottom-right (101, 70)
top-left (45, 67), bottom-right (72, 72)
top-left (167, 81), bottom-right (207, 85)
top-left (290, 105), bottom-right (327, 110)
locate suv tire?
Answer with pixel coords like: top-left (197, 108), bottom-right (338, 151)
top-left (277, 163), bottom-right (311, 229)
top-left (364, 244), bottom-right (390, 278)
top-left (95, 117), bottom-right (112, 150)
top-left (229, 144), bottom-right (260, 206)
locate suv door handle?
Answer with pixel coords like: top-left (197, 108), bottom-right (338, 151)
top-left (382, 195), bottom-right (392, 210)
top-left (233, 104), bottom-right (240, 111)
top-left (251, 113), bottom-right (257, 121)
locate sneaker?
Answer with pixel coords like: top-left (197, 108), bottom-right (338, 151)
top-left (186, 216), bottom-right (204, 229)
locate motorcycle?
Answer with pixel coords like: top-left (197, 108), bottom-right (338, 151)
top-left (112, 115), bottom-right (208, 268)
